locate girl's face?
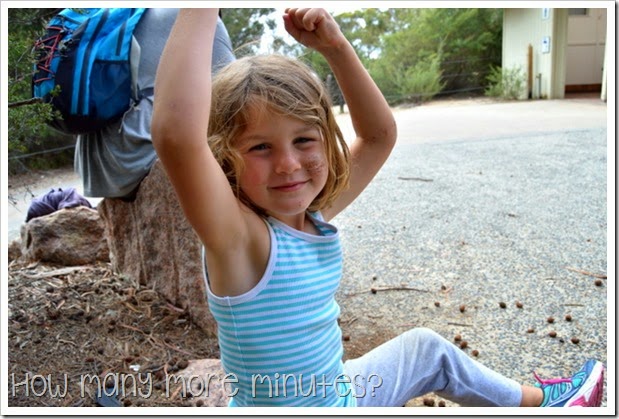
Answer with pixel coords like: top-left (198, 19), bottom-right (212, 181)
top-left (235, 105), bottom-right (328, 224)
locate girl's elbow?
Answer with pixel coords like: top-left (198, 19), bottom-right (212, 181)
top-left (150, 109), bottom-right (167, 145)
top-left (151, 122), bottom-right (180, 158)
top-left (364, 120), bottom-right (397, 150)
top-left (151, 124), bottom-right (170, 153)
top-left (151, 110), bottom-right (181, 150)
top-left (384, 119), bottom-right (398, 148)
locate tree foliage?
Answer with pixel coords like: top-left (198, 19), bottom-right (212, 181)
top-left (283, 8), bottom-right (502, 105)
top-left (415, 8), bottom-right (502, 94)
top-left (338, 8), bottom-right (503, 103)
top-left (220, 8), bottom-right (278, 57)
top-left (8, 9), bottom-right (64, 160)
top-left (336, 8), bottom-right (393, 61)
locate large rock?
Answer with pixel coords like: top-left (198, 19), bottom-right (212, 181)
top-left (20, 206), bottom-right (109, 265)
top-left (98, 160), bottom-right (216, 336)
top-left (175, 359), bottom-right (230, 406)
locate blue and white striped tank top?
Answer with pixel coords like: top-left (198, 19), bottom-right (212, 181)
top-left (203, 212), bottom-right (355, 407)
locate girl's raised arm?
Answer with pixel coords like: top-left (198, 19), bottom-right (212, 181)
top-left (283, 8), bottom-right (397, 220)
top-left (151, 10), bottom-right (249, 255)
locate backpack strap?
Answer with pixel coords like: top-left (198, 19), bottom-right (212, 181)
top-left (130, 35), bottom-right (141, 101)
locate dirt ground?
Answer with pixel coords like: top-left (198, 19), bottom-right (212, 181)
top-left (7, 259), bottom-right (222, 408)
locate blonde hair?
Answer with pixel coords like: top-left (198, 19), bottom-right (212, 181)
top-left (208, 54), bottom-right (350, 216)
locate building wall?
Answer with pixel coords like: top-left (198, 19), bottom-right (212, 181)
top-left (503, 8), bottom-right (560, 99)
top-left (503, 7), bottom-right (608, 99)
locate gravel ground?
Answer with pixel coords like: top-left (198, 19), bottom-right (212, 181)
top-left (333, 125), bottom-right (609, 407)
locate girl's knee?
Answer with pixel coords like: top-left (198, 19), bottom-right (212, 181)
top-left (402, 327), bottom-right (452, 352)
top-left (403, 327), bottom-right (443, 342)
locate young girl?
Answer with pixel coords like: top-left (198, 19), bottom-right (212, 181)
top-left (152, 8), bottom-right (604, 408)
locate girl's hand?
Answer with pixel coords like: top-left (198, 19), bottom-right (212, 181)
top-left (283, 8), bottom-right (346, 53)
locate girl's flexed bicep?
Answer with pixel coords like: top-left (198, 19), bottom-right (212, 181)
top-left (152, 9), bottom-right (246, 252)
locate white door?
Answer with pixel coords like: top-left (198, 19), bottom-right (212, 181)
top-left (565, 8), bottom-right (606, 87)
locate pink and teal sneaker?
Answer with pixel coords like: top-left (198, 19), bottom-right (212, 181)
top-left (534, 359), bottom-right (605, 407)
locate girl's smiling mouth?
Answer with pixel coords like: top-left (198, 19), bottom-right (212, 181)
top-left (271, 180), bottom-right (308, 192)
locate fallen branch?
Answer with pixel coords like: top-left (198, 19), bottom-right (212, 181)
top-left (155, 337), bottom-right (194, 357)
top-left (122, 301), bottom-right (141, 314)
top-left (345, 285), bottom-right (431, 297)
top-left (119, 322), bottom-right (149, 335)
top-left (18, 266), bottom-right (93, 280)
top-left (398, 176), bottom-right (433, 182)
top-left (165, 302), bottom-right (186, 314)
top-left (372, 286), bottom-right (431, 293)
top-left (447, 322), bottom-right (473, 327)
top-left (57, 338), bottom-right (77, 347)
top-left (169, 384), bottom-right (184, 401)
top-left (566, 267), bottom-right (607, 279)
top-left (339, 317), bottom-right (357, 326)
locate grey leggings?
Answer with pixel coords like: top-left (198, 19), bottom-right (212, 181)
top-left (343, 328), bottom-right (523, 407)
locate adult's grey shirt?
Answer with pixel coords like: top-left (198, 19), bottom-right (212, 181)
top-left (75, 9), bottom-right (235, 198)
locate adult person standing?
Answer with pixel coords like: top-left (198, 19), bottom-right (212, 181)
top-left (74, 8), bottom-right (235, 200)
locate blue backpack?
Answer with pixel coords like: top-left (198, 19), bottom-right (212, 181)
top-left (32, 8), bottom-right (147, 135)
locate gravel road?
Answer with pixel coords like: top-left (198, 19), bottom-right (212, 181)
top-left (332, 96), bottom-right (610, 408)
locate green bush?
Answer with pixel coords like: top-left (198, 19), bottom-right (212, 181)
top-left (484, 65), bottom-right (526, 100)
top-left (371, 54), bottom-right (445, 105)
top-left (398, 54), bottom-right (446, 103)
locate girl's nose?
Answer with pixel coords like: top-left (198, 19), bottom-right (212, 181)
top-left (274, 149), bottom-right (302, 174)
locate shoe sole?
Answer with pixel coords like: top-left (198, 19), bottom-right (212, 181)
top-left (566, 361), bottom-right (605, 407)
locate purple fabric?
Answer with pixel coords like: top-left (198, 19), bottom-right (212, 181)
top-left (26, 188), bottom-right (92, 222)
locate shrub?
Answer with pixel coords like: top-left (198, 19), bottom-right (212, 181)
top-left (371, 53), bottom-right (445, 105)
top-left (399, 54), bottom-right (446, 103)
top-left (484, 65), bottom-right (526, 100)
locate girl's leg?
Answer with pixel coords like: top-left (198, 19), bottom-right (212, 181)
top-left (521, 385), bottom-right (544, 407)
top-left (343, 327), bottom-right (523, 407)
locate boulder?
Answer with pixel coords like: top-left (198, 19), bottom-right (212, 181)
top-left (98, 160), bottom-right (216, 336)
top-left (175, 359), bottom-right (230, 406)
top-left (20, 206), bottom-right (109, 266)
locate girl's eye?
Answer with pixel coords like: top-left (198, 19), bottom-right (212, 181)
top-left (295, 137), bottom-right (315, 144)
top-left (249, 143), bottom-right (268, 152)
